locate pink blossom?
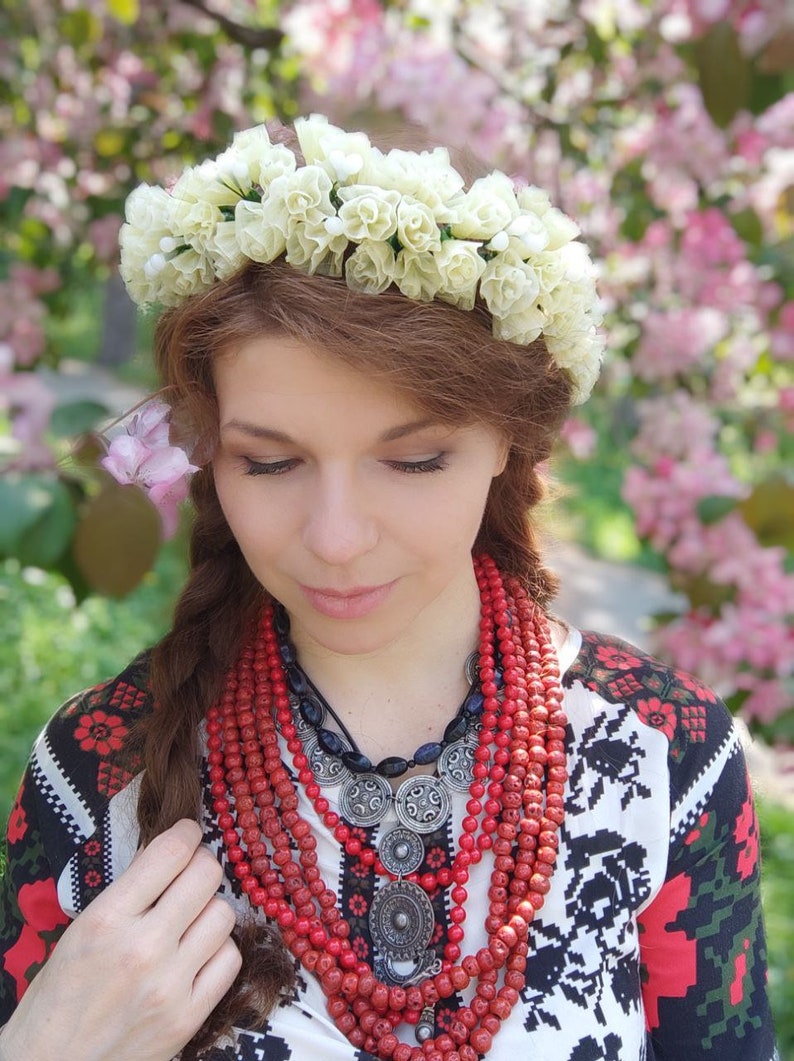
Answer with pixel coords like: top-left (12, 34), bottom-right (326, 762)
top-left (633, 307), bottom-right (728, 381)
top-left (770, 302), bottom-right (794, 360)
top-left (101, 401), bottom-right (198, 539)
top-left (0, 343), bottom-right (57, 471)
top-left (559, 417), bottom-right (597, 460)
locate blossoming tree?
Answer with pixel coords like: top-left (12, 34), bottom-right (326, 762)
top-left (1, 0), bottom-right (792, 740)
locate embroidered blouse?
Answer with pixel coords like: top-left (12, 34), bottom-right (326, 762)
top-left (0, 628), bottom-right (778, 1060)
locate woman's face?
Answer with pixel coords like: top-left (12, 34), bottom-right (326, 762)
top-left (212, 334), bottom-right (508, 657)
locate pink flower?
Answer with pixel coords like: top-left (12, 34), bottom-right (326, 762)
top-left (559, 417), bottom-right (597, 459)
top-left (101, 400), bottom-right (198, 539)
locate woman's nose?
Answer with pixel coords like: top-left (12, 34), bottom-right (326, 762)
top-left (301, 469), bottom-right (378, 566)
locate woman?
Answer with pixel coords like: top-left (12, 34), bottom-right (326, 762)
top-left (0, 116), bottom-right (777, 1060)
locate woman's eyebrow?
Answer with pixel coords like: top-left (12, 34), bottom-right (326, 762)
top-left (220, 418), bottom-right (443, 444)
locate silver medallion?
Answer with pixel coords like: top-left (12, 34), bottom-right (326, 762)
top-left (369, 879), bottom-right (434, 961)
top-left (339, 773), bottom-right (392, 827)
top-left (379, 826), bottom-right (425, 876)
top-left (438, 739), bottom-right (477, 792)
top-left (465, 651), bottom-right (480, 686)
top-left (394, 775), bottom-right (451, 834)
top-left (304, 735), bottom-right (351, 787)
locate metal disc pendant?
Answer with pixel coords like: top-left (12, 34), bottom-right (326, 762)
top-left (304, 735), bottom-right (351, 787)
top-left (369, 879), bottom-right (434, 961)
top-left (394, 775), bottom-right (451, 834)
top-left (438, 739), bottom-right (477, 792)
top-left (379, 826), bottom-right (425, 876)
top-left (464, 651), bottom-right (480, 686)
top-left (339, 773), bottom-right (392, 827)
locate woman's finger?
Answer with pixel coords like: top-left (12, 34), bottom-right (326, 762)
top-left (177, 895), bottom-right (237, 973)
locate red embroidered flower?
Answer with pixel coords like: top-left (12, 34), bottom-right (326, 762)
top-left (425, 846), bottom-right (447, 869)
top-left (733, 787), bottom-right (759, 882)
top-left (74, 710), bottom-right (128, 756)
top-left (351, 935), bottom-right (369, 960)
top-left (595, 645), bottom-right (643, 671)
top-left (676, 672), bottom-right (717, 703)
top-left (84, 869), bottom-right (103, 888)
top-left (348, 893), bottom-right (368, 917)
top-left (637, 698), bottom-right (677, 741)
top-left (83, 839), bottom-right (101, 857)
top-left (436, 1007), bottom-right (455, 1031)
top-left (2, 878), bottom-right (70, 1001)
top-left (7, 790), bottom-right (28, 845)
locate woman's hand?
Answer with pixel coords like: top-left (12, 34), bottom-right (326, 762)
top-left (0, 819), bottom-right (241, 1061)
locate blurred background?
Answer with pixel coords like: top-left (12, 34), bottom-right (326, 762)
top-left (1, 0), bottom-right (792, 1049)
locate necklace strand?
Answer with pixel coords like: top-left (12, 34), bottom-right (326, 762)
top-left (207, 554), bottom-right (567, 1060)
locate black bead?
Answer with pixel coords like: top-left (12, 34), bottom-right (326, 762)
top-left (494, 666), bottom-right (504, 687)
top-left (462, 690), bottom-right (485, 716)
top-left (272, 607), bottom-right (291, 636)
top-left (299, 697), bottom-right (325, 727)
top-left (286, 664), bottom-right (308, 695)
top-left (317, 728), bottom-right (346, 756)
top-left (376, 756), bottom-right (409, 778)
top-left (342, 750), bottom-right (373, 773)
top-left (414, 741), bottom-right (443, 765)
top-left (443, 716), bottom-right (468, 743)
top-left (279, 641), bottom-right (297, 664)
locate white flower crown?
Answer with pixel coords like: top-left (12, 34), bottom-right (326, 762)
top-left (119, 114), bottom-right (604, 403)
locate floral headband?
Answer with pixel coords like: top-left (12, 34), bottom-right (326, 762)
top-left (119, 114), bottom-right (604, 403)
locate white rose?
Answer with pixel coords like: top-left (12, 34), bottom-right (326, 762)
top-left (546, 330), bottom-right (603, 404)
top-left (294, 114), bottom-right (374, 184)
top-left (336, 186), bottom-right (400, 242)
top-left (505, 212), bottom-right (550, 254)
top-left (452, 173), bottom-right (519, 241)
top-left (235, 198), bottom-right (288, 263)
top-left (480, 252), bottom-right (541, 320)
top-left (366, 147), bottom-right (464, 223)
top-left (516, 184), bottom-right (552, 215)
top-left (345, 240), bottom-right (396, 294)
top-left (285, 218), bottom-right (347, 276)
top-left (270, 166), bottom-right (335, 224)
top-left (124, 183), bottom-right (173, 234)
top-left (542, 206), bottom-right (580, 250)
top-left (164, 247), bottom-right (215, 303)
top-left (434, 240), bottom-right (486, 311)
top-left (218, 128), bottom-right (296, 192)
top-left (531, 250), bottom-right (567, 295)
top-left (119, 186), bottom-right (177, 306)
top-left (396, 197), bottom-right (441, 253)
top-left (170, 197), bottom-right (223, 245)
top-left (393, 250), bottom-right (442, 302)
top-left (492, 304), bottom-right (547, 346)
top-left (206, 219), bottom-right (246, 279)
top-left (172, 163), bottom-right (233, 210)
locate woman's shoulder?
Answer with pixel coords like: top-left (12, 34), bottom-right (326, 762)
top-left (563, 629), bottom-right (740, 803)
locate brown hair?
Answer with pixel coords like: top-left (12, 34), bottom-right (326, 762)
top-left (138, 258), bottom-right (573, 1048)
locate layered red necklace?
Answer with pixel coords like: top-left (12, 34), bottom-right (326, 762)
top-left (208, 554), bottom-right (567, 1060)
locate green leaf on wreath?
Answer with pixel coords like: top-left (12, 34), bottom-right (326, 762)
top-left (737, 476), bottom-right (794, 550)
top-left (72, 480), bottom-right (161, 597)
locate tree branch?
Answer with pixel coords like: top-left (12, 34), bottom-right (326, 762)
top-left (179, 0), bottom-right (284, 50)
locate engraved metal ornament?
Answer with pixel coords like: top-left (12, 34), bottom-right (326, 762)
top-left (304, 734), bottom-right (351, 787)
top-left (379, 826), bottom-right (425, 876)
top-left (339, 773), bottom-right (392, 827)
top-left (374, 952), bottom-right (443, 988)
top-left (369, 879), bottom-right (434, 961)
top-left (394, 775), bottom-right (451, 834)
top-left (465, 651), bottom-right (480, 686)
top-left (437, 739), bottom-right (477, 792)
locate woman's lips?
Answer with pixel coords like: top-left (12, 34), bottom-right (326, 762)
top-left (299, 581), bottom-right (397, 619)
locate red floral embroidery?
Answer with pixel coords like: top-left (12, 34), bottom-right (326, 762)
top-left (639, 872), bottom-right (698, 1030)
top-left (676, 671), bottom-right (717, 703)
top-left (7, 790), bottom-right (28, 845)
top-left (351, 935), bottom-right (369, 960)
top-left (84, 869), bottom-right (103, 888)
top-left (83, 838), bottom-right (101, 857)
top-left (3, 878), bottom-right (70, 1001)
top-left (348, 892), bottom-right (368, 917)
top-left (733, 786), bottom-right (759, 882)
top-left (637, 697), bottom-right (677, 740)
top-left (425, 846), bottom-right (447, 869)
top-left (73, 710), bottom-right (128, 756)
top-left (595, 645), bottom-right (644, 671)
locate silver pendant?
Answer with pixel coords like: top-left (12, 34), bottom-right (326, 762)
top-left (378, 826), bottom-right (424, 876)
top-left (465, 651), bottom-right (480, 686)
top-left (339, 773), bottom-right (392, 827)
top-left (438, 739), bottom-right (477, 792)
top-left (369, 879), bottom-right (434, 961)
top-left (303, 735), bottom-right (351, 787)
top-left (394, 775), bottom-right (451, 834)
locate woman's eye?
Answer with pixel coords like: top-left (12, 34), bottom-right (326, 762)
top-left (244, 458), bottom-right (299, 476)
top-left (386, 454), bottom-right (448, 474)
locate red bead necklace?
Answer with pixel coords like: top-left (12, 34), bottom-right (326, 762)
top-left (207, 554), bottom-right (567, 1060)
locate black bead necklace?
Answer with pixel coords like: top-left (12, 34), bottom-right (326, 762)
top-left (272, 605), bottom-right (491, 780)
